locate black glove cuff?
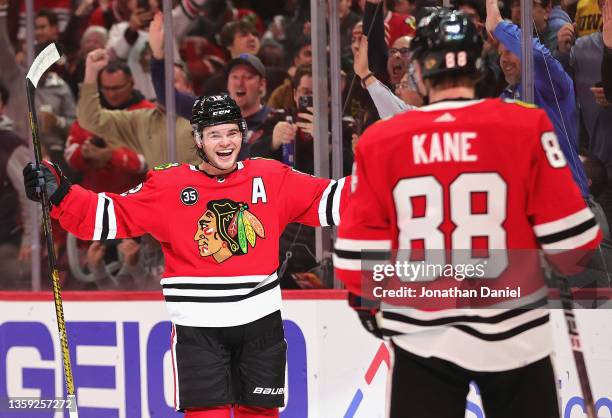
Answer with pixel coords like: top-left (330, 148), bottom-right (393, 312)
top-left (49, 178), bottom-right (71, 206)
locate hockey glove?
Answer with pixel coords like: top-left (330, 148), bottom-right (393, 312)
top-left (23, 161), bottom-right (71, 206)
top-left (348, 292), bottom-right (384, 339)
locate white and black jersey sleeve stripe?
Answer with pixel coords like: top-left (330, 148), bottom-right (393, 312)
top-left (533, 207), bottom-right (599, 252)
top-left (93, 193), bottom-right (117, 241)
top-left (334, 238), bottom-right (392, 270)
top-left (318, 178), bottom-right (347, 227)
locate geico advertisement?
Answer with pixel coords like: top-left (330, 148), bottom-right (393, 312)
top-left (0, 295), bottom-right (610, 418)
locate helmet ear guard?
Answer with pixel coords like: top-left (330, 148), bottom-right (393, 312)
top-left (192, 124), bottom-right (204, 147)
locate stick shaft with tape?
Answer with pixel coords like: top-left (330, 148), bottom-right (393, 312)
top-left (26, 43), bottom-right (78, 416)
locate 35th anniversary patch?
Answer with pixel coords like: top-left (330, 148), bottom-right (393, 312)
top-left (180, 187), bottom-right (199, 205)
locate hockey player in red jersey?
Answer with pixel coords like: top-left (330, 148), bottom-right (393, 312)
top-left (24, 94), bottom-right (349, 418)
top-left (335, 9), bottom-right (602, 418)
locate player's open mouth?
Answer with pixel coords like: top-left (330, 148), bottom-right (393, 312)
top-left (216, 150), bottom-right (234, 161)
top-left (235, 91), bottom-right (246, 97)
top-left (392, 63), bottom-right (404, 76)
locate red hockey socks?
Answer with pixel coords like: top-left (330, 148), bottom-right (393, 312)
top-left (234, 406), bottom-right (279, 418)
top-left (184, 406), bottom-right (231, 418)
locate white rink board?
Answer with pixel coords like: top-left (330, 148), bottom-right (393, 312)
top-left (0, 293), bottom-right (610, 418)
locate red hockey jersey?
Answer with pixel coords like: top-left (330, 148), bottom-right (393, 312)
top-left (334, 99), bottom-right (601, 371)
top-left (52, 159), bottom-right (348, 327)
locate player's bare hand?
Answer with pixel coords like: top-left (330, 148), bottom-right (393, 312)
top-left (272, 121), bottom-right (297, 150)
top-left (591, 87), bottom-right (610, 107)
top-left (84, 48), bottom-right (109, 82)
top-left (557, 23), bottom-right (575, 54)
top-left (148, 12), bottom-right (164, 59)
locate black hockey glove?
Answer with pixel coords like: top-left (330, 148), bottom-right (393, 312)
top-left (348, 292), bottom-right (384, 339)
top-left (23, 161), bottom-right (71, 206)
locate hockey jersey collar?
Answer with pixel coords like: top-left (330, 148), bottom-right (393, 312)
top-left (189, 161), bottom-right (245, 183)
top-left (417, 99), bottom-right (485, 112)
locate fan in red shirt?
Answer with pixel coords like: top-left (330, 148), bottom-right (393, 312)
top-left (65, 60), bottom-right (153, 194)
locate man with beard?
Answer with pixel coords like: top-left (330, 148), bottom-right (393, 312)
top-left (24, 93), bottom-right (349, 418)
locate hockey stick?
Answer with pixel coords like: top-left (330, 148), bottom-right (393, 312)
top-left (555, 273), bottom-right (598, 418)
top-left (25, 43), bottom-right (79, 418)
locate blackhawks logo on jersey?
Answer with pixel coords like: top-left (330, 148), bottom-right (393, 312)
top-left (193, 199), bottom-right (265, 263)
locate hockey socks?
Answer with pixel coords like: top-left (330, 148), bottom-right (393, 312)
top-left (184, 406), bottom-right (231, 418)
top-left (234, 406), bottom-right (279, 418)
top-left (184, 406), bottom-right (278, 418)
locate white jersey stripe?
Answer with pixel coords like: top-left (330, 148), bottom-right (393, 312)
top-left (106, 195), bottom-right (117, 240)
top-left (533, 207), bottom-right (594, 237)
top-left (318, 180), bottom-right (336, 226)
top-left (332, 177), bottom-right (346, 226)
top-left (541, 224), bottom-right (600, 252)
top-left (390, 319), bottom-right (552, 372)
top-left (332, 254), bottom-right (362, 271)
top-left (92, 193), bottom-right (106, 240)
top-left (380, 308), bottom-right (549, 335)
top-left (335, 238), bottom-right (392, 251)
top-left (171, 324), bottom-right (180, 410)
top-left (165, 283), bottom-right (282, 327)
top-left (161, 273), bottom-right (275, 286)
top-left (163, 288), bottom-right (257, 297)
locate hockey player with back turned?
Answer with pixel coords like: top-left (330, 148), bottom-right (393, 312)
top-left (23, 94), bottom-right (349, 417)
top-left (334, 8), bottom-right (602, 418)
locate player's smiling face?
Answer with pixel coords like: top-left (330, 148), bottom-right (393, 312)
top-left (201, 123), bottom-right (242, 171)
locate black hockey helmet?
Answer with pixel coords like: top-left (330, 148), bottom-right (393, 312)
top-left (409, 8), bottom-right (483, 80)
top-left (191, 94), bottom-right (247, 146)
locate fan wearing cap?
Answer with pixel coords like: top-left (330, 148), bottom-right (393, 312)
top-left (225, 53), bottom-right (272, 141)
top-left (148, 13), bottom-right (272, 157)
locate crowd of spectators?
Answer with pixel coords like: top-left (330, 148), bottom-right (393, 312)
top-left (0, 0), bottom-right (610, 291)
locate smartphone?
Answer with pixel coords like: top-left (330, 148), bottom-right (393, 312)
top-left (90, 137), bottom-right (107, 148)
top-left (298, 95), bottom-right (313, 113)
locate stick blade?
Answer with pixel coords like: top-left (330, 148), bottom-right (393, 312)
top-left (26, 43), bottom-right (61, 88)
